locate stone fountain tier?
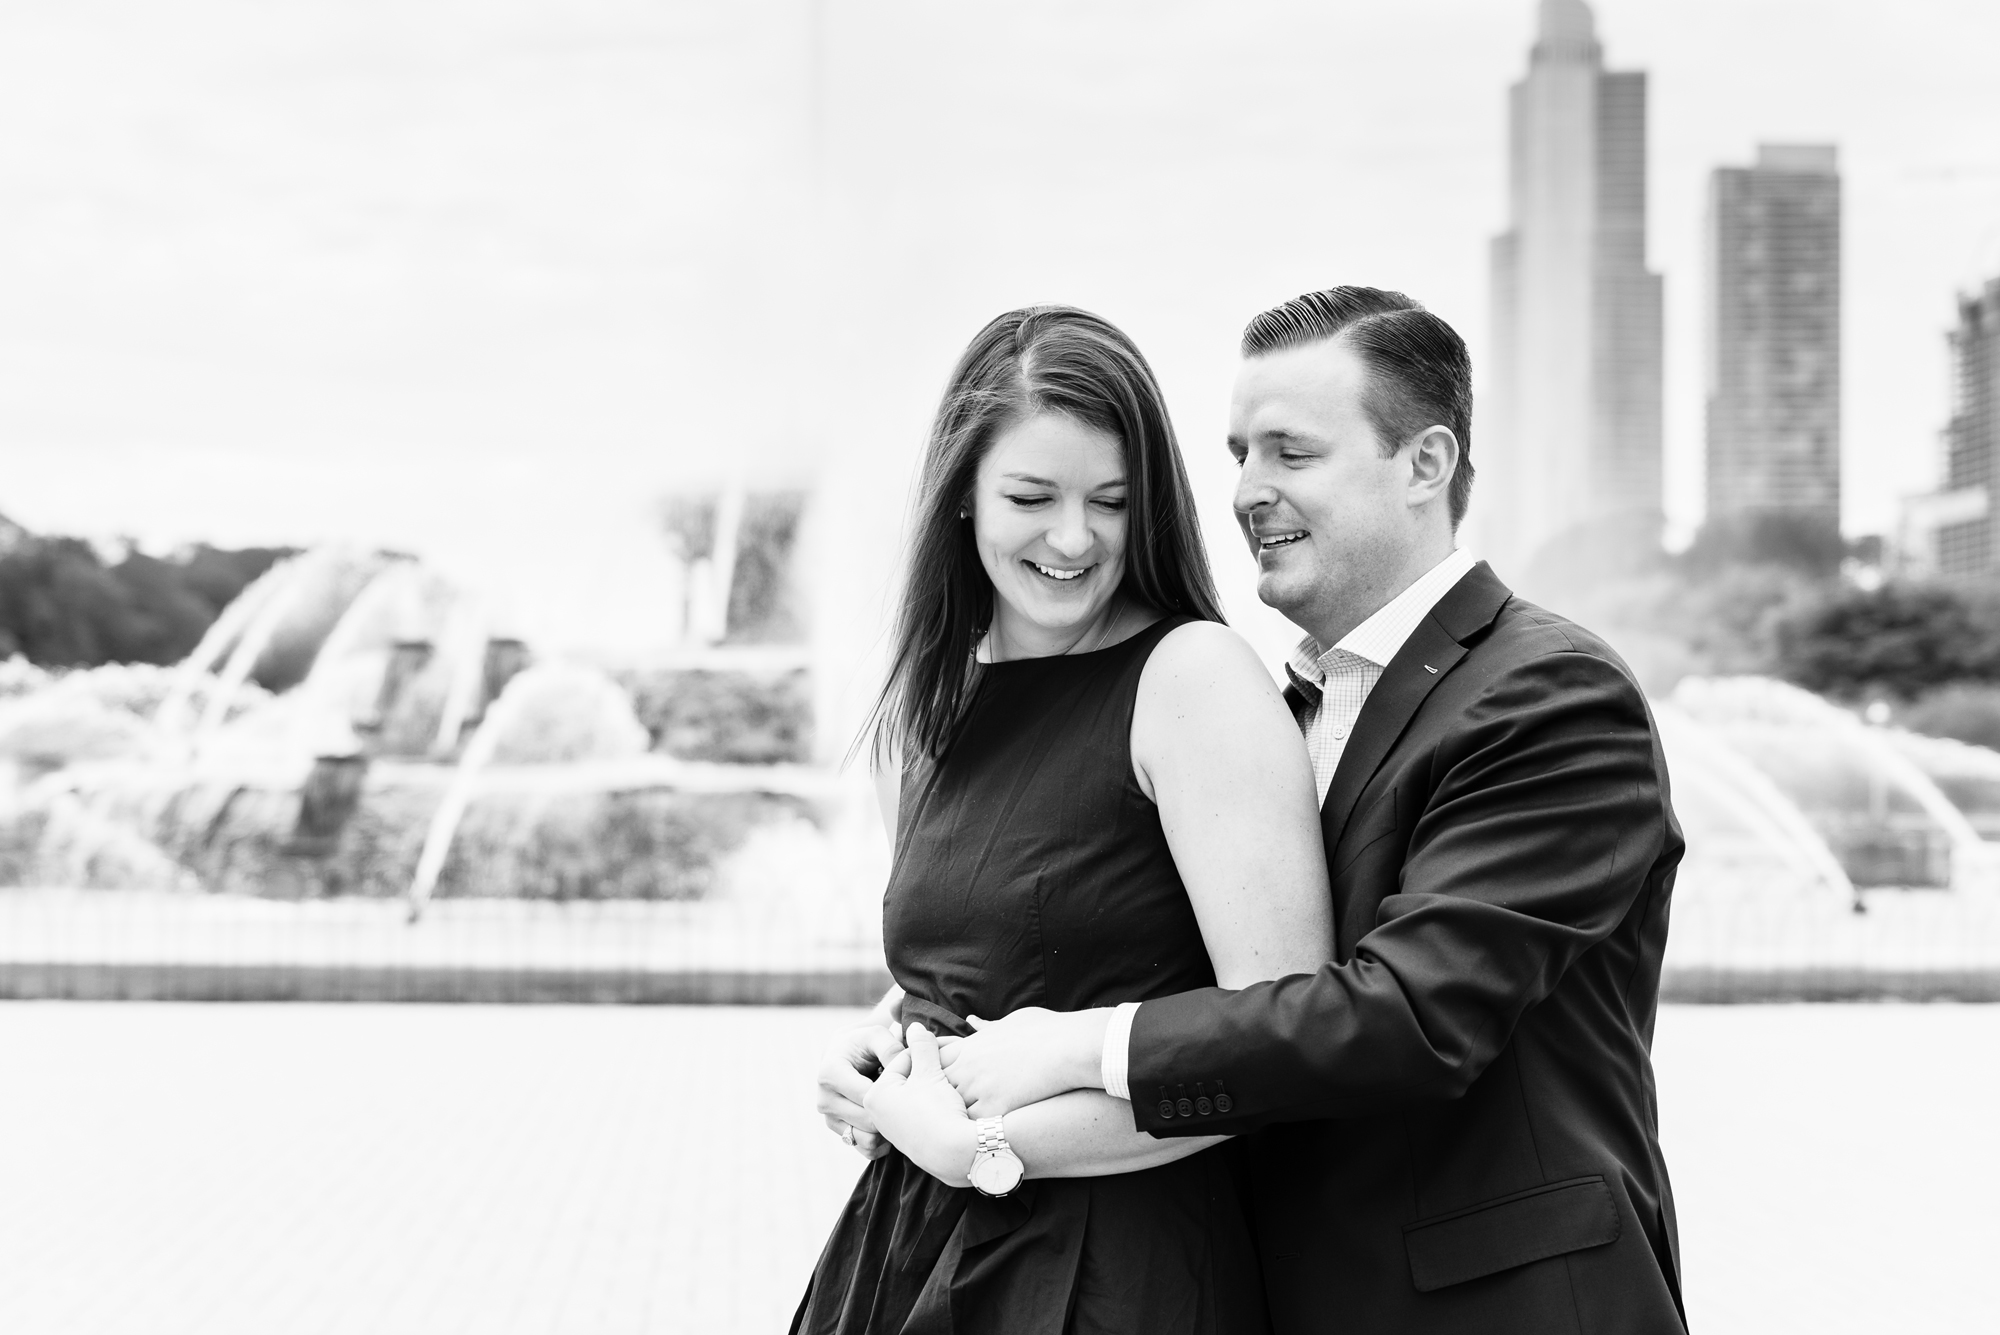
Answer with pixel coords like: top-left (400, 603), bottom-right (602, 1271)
top-left (12, 757), bottom-right (837, 903)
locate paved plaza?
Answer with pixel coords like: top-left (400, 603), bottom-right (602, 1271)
top-left (0, 1002), bottom-right (1991, 1334)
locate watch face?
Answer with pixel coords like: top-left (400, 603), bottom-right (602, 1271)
top-left (970, 1150), bottom-right (1024, 1196)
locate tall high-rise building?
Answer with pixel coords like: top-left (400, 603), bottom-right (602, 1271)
top-left (1705, 145), bottom-right (1842, 546)
top-left (1936, 278), bottom-right (2000, 577)
top-left (1484, 0), bottom-right (1663, 581)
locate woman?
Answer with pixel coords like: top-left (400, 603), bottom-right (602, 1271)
top-left (795, 307), bottom-right (1332, 1334)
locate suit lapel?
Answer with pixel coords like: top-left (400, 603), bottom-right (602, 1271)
top-left (1319, 562), bottom-right (1514, 847)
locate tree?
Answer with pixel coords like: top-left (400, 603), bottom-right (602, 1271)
top-left (1775, 582), bottom-right (2000, 698)
top-left (0, 528), bottom-right (289, 669)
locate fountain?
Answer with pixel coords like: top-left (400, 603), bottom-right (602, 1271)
top-left (1656, 676), bottom-right (2000, 993)
top-left (1653, 702), bottom-right (1854, 900)
top-left (0, 509), bottom-right (887, 1001)
top-left (1670, 677), bottom-right (1990, 891)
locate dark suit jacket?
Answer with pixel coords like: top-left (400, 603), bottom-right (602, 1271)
top-left (1128, 562), bottom-right (1686, 1334)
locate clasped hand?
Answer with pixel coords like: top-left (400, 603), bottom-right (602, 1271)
top-left (936, 1005), bottom-right (1105, 1117)
top-left (819, 1004), bottom-right (1108, 1185)
top-left (860, 1024), bottom-right (979, 1187)
top-left (814, 1020), bottom-right (904, 1159)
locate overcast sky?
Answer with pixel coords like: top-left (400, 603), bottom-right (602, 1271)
top-left (3, 0), bottom-right (1996, 655)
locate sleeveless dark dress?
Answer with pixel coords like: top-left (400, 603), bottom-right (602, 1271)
top-left (792, 616), bottom-right (1271, 1335)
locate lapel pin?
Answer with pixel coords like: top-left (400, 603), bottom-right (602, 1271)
top-left (1422, 664), bottom-right (1439, 674)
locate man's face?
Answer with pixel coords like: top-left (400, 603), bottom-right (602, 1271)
top-left (1227, 338), bottom-right (1415, 639)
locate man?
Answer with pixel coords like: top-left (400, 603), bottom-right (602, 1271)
top-left (935, 286), bottom-right (1687, 1332)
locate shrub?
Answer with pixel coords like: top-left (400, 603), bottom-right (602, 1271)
top-left (484, 664), bottom-right (651, 764)
top-left (620, 668), bottom-right (812, 763)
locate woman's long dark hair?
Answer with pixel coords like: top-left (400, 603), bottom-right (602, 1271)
top-left (863, 306), bottom-right (1225, 767)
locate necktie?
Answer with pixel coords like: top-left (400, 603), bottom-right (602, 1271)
top-left (1281, 663), bottom-right (1321, 730)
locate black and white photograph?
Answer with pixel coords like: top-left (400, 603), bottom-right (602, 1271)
top-left (2, 1), bottom-right (1997, 1331)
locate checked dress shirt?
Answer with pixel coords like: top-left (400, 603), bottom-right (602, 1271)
top-left (1282, 546), bottom-right (1480, 807)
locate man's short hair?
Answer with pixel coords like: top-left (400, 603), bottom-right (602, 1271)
top-left (1241, 287), bottom-right (1475, 526)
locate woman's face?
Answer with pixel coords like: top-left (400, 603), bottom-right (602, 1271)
top-left (969, 411), bottom-right (1129, 657)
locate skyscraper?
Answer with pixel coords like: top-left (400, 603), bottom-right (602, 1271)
top-left (1705, 145), bottom-right (1842, 551)
top-left (1484, 0), bottom-right (1663, 582)
top-left (1936, 278), bottom-right (2000, 577)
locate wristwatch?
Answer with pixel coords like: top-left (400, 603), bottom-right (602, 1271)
top-left (968, 1117), bottom-right (1025, 1197)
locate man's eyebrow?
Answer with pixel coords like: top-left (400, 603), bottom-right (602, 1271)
top-left (1230, 428), bottom-right (1326, 448)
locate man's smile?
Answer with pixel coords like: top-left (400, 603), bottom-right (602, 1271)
top-left (1256, 530), bottom-right (1308, 551)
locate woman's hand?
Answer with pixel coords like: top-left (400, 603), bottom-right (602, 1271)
top-left (936, 1007), bottom-right (1111, 1117)
top-left (816, 1020), bottom-right (904, 1160)
top-left (863, 1023), bottom-right (979, 1188)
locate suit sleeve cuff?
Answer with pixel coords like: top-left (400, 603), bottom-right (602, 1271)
top-left (1099, 1002), bottom-right (1142, 1100)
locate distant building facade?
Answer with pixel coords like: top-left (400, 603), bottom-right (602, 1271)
top-left (1484, 0), bottom-right (1663, 582)
top-left (1935, 279), bottom-right (2000, 577)
top-left (1705, 145), bottom-right (1842, 546)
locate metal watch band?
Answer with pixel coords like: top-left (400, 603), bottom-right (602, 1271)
top-left (975, 1117), bottom-right (1009, 1154)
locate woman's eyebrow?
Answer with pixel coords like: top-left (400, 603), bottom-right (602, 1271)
top-left (999, 472), bottom-right (1128, 488)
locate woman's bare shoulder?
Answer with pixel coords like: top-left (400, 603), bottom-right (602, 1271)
top-left (1140, 619), bottom-right (1284, 703)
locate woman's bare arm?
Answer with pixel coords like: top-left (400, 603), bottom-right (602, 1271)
top-left (1133, 620), bottom-right (1334, 987)
top-left (870, 1027), bottom-right (1224, 1186)
top-left (926, 620), bottom-right (1333, 1177)
top-left (1003, 1090), bottom-right (1226, 1178)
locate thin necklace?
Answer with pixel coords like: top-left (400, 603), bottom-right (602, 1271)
top-left (983, 597), bottom-right (1124, 663)
top-left (1068, 597), bottom-right (1124, 656)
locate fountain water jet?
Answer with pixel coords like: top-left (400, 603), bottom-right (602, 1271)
top-left (1673, 676), bottom-right (1992, 892)
top-left (157, 558), bottom-right (300, 734)
top-left (402, 665), bottom-right (647, 921)
top-left (192, 548), bottom-right (354, 743)
top-left (1654, 702), bottom-right (1855, 899)
top-left (303, 558), bottom-right (428, 696)
top-left (429, 601), bottom-right (491, 757)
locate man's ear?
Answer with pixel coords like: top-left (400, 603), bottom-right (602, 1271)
top-left (1405, 426), bottom-right (1459, 511)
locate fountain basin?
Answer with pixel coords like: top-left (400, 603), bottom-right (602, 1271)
top-left (8, 757), bottom-right (835, 902)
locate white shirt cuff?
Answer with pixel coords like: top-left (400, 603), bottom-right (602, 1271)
top-left (1099, 1002), bottom-right (1142, 1101)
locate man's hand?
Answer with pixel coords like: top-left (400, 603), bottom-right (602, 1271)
top-left (936, 1006), bottom-right (1112, 1117)
top-left (863, 1024), bottom-right (977, 1187)
top-left (815, 1020), bottom-right (904, 1160)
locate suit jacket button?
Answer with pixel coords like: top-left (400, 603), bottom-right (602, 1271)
top-left (1195, 1097), bottom-right (1213, 1116)
top-left (1157, 1100), bottom-right (1176, 1119)
top-left (1214, 1093), bottom-right (1233, 1113)
top-left (1176, 1097), bottom-right (1194, 1117)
